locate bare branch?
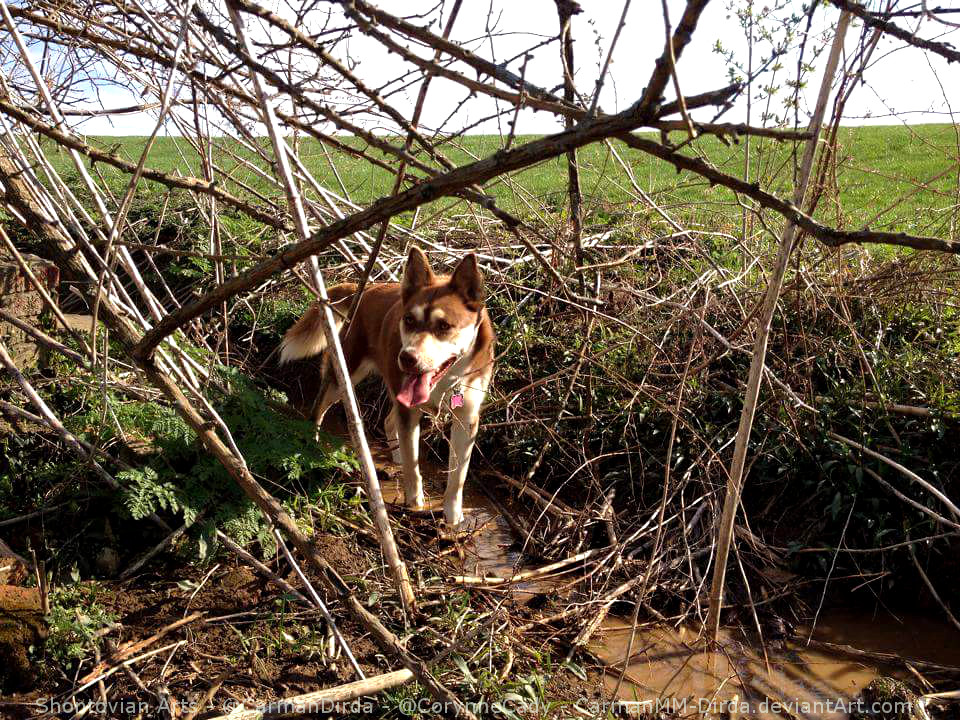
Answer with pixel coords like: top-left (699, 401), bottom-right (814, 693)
top-left (828, 0), bottom-right (960, 63)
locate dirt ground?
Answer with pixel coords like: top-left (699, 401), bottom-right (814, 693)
top-left (0, 424), bottom-right (615, 719)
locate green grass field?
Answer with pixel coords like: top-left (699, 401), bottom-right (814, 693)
top-left (47, 124), bottom-right (960, 240)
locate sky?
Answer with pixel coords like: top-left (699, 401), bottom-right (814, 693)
top-left (56, 0), bottom-right (960, 137)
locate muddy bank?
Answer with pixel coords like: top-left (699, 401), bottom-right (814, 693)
top-left (0, 585), bottom-right (46, 695)
top-left (3, 409), bottom-right (957, 719)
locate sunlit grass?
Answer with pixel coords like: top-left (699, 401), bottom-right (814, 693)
top-left (44, 124), bottom-right (960, 239)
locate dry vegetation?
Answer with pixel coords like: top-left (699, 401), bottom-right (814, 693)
top-left (1, 0), bottom-right (960, 717)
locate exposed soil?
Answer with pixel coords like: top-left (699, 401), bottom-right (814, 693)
top-left (0, 586), bottom-right (46, 696)
top-left (0, 422), bottom-right (609, 719)
top-left (5, 381), bottom-right (957, 719)
top-left (2, 530), bottom-right (390, 718)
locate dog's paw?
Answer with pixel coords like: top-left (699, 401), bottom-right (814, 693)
top-left (443, 500), bottom-right (465, 527)
top-left (443, 511), bottom-right (466, 528)
top-left (403, 495), bottom-right (426, 510)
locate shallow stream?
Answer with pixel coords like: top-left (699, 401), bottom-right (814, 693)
top-left (366, 429), bottom-right (960, 718)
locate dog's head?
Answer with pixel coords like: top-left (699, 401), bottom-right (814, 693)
top-left (395, 247), bottom-right (485, 407)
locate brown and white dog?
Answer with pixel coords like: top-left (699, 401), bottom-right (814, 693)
top-left (279, 247), bottom-right (495, 527)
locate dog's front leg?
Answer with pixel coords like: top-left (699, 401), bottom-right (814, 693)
top-left (445, 382), bottom-right (486, 527)
top-left (396, 406), bottom-right (425, 509)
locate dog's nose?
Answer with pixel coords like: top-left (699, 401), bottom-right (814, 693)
top-left (398, 350), bottom-right (419, 372)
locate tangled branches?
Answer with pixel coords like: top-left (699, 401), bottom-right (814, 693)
top-left (2, 0), bottom-right (960, 713)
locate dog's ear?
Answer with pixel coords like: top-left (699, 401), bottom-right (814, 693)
top-left (449, 253), bottom-right (484, 307)
top-left (401, 246), bottom-right (434, 301)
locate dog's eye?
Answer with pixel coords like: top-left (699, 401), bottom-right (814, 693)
top-left (435, 320), bottom-right (451, 333)
top-left (403, 314), bottom-right (415, 327)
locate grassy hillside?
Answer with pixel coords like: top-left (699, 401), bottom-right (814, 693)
top-left (50, 124), bottom-right (960, 240)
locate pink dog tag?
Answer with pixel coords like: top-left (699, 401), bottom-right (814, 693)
top-left (451, 392), bottom-right (464, 409)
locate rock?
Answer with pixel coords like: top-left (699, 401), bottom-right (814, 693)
top-left (0, 585), bottom-right (47, 693)
top-left (852, 677), bottom-right (923, 720)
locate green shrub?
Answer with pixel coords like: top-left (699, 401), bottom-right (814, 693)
top-left (44, 580), bottom-right (117, 665)
top-left (72, 367), bottom-right (359, 558)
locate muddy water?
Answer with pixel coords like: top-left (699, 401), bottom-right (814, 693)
top-left (323, 417), bottom-right (528, 585)
top-left (355, 427), bottom-right (960, 718)
top-left (367, 436), bottom-right (530, 589)
top-left (593, 615), bottom-right (960, 719)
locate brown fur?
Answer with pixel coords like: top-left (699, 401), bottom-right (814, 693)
top-left (278, 284), bottom-right (357, 365)
top-left (279, 249), bottom-right (495, 525)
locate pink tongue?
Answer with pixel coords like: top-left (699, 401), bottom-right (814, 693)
top-left (397, 371), bottom-right (434, 407)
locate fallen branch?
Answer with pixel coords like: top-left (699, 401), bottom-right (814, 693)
top-left (619, 134), bottom-right (958, 254)
top-left (861, 467), bottom-right (960, 531)
top-left (804, 638), bottom-right (960, 675)
top-left (227, 0), bottom-right (416, 614)
top-left (908, 539), bottom-right (960, 633)
top-left (706, 10), bottom-right (852, 642)
top-left (0, 338), bottom-right (170, 533)
top-left (0, 97), bottom-right (287, 231)
top-left (77, 613), bottom-right (204, 685)
top-left (70, 641), bottom-right (187, 700)
top-left (485, 468), bottom-right (576, 519)
top-left (274, 529), bottom-right (364, 678)
top-left (131, 0), bottom-right (715, 360)
top-left (0, 147), bottom-right (479, 720)
top-left (216, 530), bottom-right (311, 606)
top-left (206, 670), bottom-right (414, 720)
top-left (451, 546), bottom-right (612, 586)
top-left (118, 512), bottom-right (205, 581)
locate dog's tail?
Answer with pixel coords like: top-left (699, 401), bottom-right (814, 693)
top-left (279, 283), bottom-right (358, 364)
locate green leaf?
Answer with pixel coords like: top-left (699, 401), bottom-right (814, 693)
top-left (452, 655), bottom-right (476, 685)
